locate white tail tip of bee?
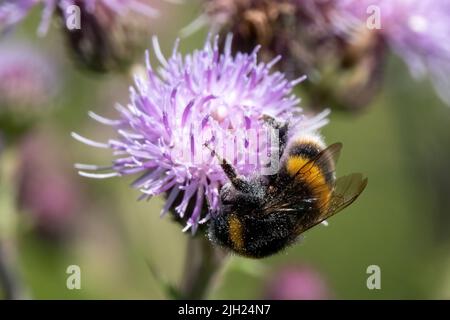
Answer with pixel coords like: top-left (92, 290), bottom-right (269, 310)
top-left (321, 220), bottom-right (329, 227)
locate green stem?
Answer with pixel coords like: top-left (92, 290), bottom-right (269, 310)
top-left (0, 241), bottom-right (27, 299)
top-left (180, 235), bottom-right (228, 300)
top-left (0, 147), bottom-right (29, 299)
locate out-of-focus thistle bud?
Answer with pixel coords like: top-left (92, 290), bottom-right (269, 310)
top-left (205, 0), bottom-right (386, 112)
top-left (58, 1), bottom-right (158, 73)
top-left (17, 130), bottom-right (83, 239)
top-left (305, 26), bottom-right (386, 113)
top-left (0, 42), bottom-right (59, 142)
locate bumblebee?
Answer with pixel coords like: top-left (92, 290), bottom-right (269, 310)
top-left (207, 116), bottom-right (368, 258)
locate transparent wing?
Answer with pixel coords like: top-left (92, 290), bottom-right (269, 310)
top-left (296, 173), bottom-right (368, 234)
top-left (262, 142), bottom-right (367, 236)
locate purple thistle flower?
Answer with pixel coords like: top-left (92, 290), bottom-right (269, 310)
top-left (264, 264), bottom-right (331, 300)
top-left (0, 0), bottom-right (158, 35)
top-left (335, 0), bottom-right (450, 105)
top-left (73, 35), bottom-right (328, 233)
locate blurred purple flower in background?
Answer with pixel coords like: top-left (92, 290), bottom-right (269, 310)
top-left (17, 130), bottom-right (82, 238)
top-left (0, 0), bottom-right (158, 35)
top-left (264, 264), bottom-right (331, 300)
top-left (335, 0), bottom-right (450, 105)
top-left (204, 0), bottom-right (450, 109)
top-left (203, 0), bottom-right (386, 112)
top-left (0, 42), bottom-right (57, 112)
top-left (0, 42), bottom-right (58, 141)
top-left (0, 0), bottom-right (161, 71)
top-left (73, 35), bottom-right (328, 233)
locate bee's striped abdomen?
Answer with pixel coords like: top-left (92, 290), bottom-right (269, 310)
top-left (283, 138), bottom-right (335, 212)
top-left (286, 139), bottom-right (335, 185)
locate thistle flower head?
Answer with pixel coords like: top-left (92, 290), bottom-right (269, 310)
top-left (335, 0), bottom-right (450, 105)
top-left (74, 36), bottom-right (328, 233)
top-left (0, 0), bottom-right (158, 35)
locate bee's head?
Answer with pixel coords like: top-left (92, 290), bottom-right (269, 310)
top-left (219, 176), bottom-right (267, 215)
top-left (204, 142), bottom-right (266, 215)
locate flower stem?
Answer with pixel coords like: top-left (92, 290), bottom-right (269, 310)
top-left (0, 241), bottom-right (27, 299)
top-left (0, 146), bottom-right (29, 299)
top-left (181, 235), bottom-right (228, 300)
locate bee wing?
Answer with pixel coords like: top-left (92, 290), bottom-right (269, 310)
top-left (263, 142), bottom-right (367, 235)
top-left (324, 173), bottom-right (368, 214)
top-left (263, 143), bottom-right (367, 233)
top-left (296, 173), bottom-right (368, 234)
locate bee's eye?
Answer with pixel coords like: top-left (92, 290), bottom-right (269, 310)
top-left (220, 204), bottom-right (233, 213)
top-left (220, 183), bottom-right (234, 198)
top-left (220, 191), bottom-right (237, 205)
top-left (221, 198), bottom-right (233, 205)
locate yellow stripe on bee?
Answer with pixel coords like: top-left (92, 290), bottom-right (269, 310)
top-left (228, 215), bottom-right (245, 252)
top-left (286, 156), bottom-right (332, 212)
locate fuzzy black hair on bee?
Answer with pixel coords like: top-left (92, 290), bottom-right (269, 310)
top-left (207, 116), bottom-right (367, 258)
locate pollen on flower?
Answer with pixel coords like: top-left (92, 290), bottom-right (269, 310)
top-left (73, 35), bottom-right (328, 234)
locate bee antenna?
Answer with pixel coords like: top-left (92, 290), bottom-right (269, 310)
top-left (204, 142), bottom-right (224, 162)
top-left (203, 142), bottom-right (249, 192)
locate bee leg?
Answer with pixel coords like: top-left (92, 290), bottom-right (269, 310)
top-left (261, 115), bottom-right (289, 159)
top-left (220, 159), bottom-right (252, 192)
top-left (278, 124), bottom-right (289, 158)
top-left (204, 142), bottom-right (251, 192)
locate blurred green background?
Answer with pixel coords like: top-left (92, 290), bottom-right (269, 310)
top-left (1, 1), bottom-right (450, 300)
